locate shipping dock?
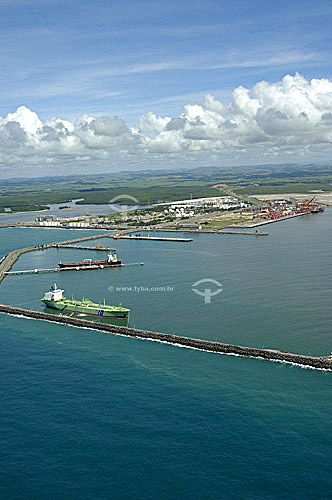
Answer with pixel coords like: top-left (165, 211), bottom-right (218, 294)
top-left (112, 234), bottom-right (193, 242)
top-left (54, 244), bottom-right (112, 251)
top-left (218, 230), bottom-right (268, 235)
top-left (0, 233), bottom-right (118, 284)
top-left (239, 196), bottom-right (326, 228)
top-left (0, 229), bottom-right (193, 283)
top-left (242, 212), bottom-right (307, 228)
top-left (3, 262), bottom-right (143, 276)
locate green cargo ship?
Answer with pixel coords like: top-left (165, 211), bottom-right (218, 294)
top-left (42, 284), bottom-right (130, 319)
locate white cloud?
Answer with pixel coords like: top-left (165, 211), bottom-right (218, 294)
top-left (3, 106), bottom-right (42, 136)
top-left (138, 112), bottom-right (171, 136)
top-left (2, 73), bottom-right (332, 174)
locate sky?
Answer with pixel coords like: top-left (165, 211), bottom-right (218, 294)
top-left (1, 0), bottom-right (332, 178)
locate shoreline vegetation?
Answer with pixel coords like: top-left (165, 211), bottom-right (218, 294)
top-left (1, 164), bottom-right (332, 213)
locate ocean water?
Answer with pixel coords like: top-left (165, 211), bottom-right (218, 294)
top-left (0, 214), bottom-right (332, 499)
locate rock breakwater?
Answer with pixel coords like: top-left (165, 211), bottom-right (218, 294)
top-left (1, 304), bottom-right (331, 371)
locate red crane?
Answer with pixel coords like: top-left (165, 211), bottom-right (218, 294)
top-left (299, 195), bottom-right (317, 213)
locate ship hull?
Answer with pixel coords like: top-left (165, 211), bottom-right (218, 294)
top-left (311, 208), bottom-right (325, 213)
top-left (43, 299), bottom-right (129, 318)
top-left (58, 260), bottom-right (121, 268)
top-left (43, 306), bottom-right (129, 326)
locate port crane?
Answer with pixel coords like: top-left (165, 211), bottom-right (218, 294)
top-left (299, 195), bottom-right (317, 213)
top-left (298, 195), bottom-right (325, 214)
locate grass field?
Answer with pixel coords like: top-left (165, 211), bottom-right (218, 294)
top-left (1, 164), bottom-right (332, 212)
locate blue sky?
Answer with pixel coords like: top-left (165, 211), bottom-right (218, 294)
top-left (1, 0), bottom-right (332, 176)
top-left (1, 0), bottom-right (331, 121)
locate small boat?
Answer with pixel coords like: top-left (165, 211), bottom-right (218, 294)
top-left (58, 251), bottom-right (121, 268)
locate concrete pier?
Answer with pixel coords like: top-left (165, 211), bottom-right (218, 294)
top-left (218, 230), bottom-right (268, 236)
top-left (4, 262), bottom-right (143, 276)
top-left (231, 212), bottom-right (307, 229)
top-left (113, 234), bottom-right (193, 242)
top-left (0, 303), bottom-right (331, 371)
top-left (152, 228), bottom-right (268, 236)
top-left (54, 244), bottom-right (112, 251)
top-left (0, 233), bottom-right (111, 284)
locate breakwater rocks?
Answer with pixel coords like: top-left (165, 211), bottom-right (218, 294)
top-left (1, 303), bottom-right (331, 371)
top-left (0, 233), bottom-right (110, 283)
top-left (0, 247), bottom-right (39, 283)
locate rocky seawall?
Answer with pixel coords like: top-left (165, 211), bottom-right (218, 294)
top-left (1, 303), bottom-right (331, 371)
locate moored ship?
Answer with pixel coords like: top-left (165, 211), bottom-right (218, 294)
top-left (310, 206), bottom-right (325, 213)
top-left (42, 284), bottom-right (130, 319)
top-left (58, 251), bottom-right (121, 269)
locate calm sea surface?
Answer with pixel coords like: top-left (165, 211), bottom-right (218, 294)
top-left (0, 213), bottom-right (332, 499)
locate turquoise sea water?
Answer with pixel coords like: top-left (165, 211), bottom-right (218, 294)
top-left (0, 214), bottom-right (332, 499)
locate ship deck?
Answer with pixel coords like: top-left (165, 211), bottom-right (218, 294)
top-left (45, 298), bottom-right (130, 312)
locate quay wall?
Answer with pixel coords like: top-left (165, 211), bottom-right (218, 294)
top-left (115, 235), bottom-right (193, 242)
top-left (244, 213), bottom-right (307, 228)
top-left (1, 303), bottom-right (331, 371)
top-left (149, 228), bottom-right (268, 236)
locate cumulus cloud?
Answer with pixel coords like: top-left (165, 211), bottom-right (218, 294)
top-left (2, 73), bottom-right (332, 173)
top-left (138, 112), bottom-right (171, 136)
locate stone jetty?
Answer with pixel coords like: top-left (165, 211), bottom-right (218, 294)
top-left (1, 303), bottom-right (331, 371)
